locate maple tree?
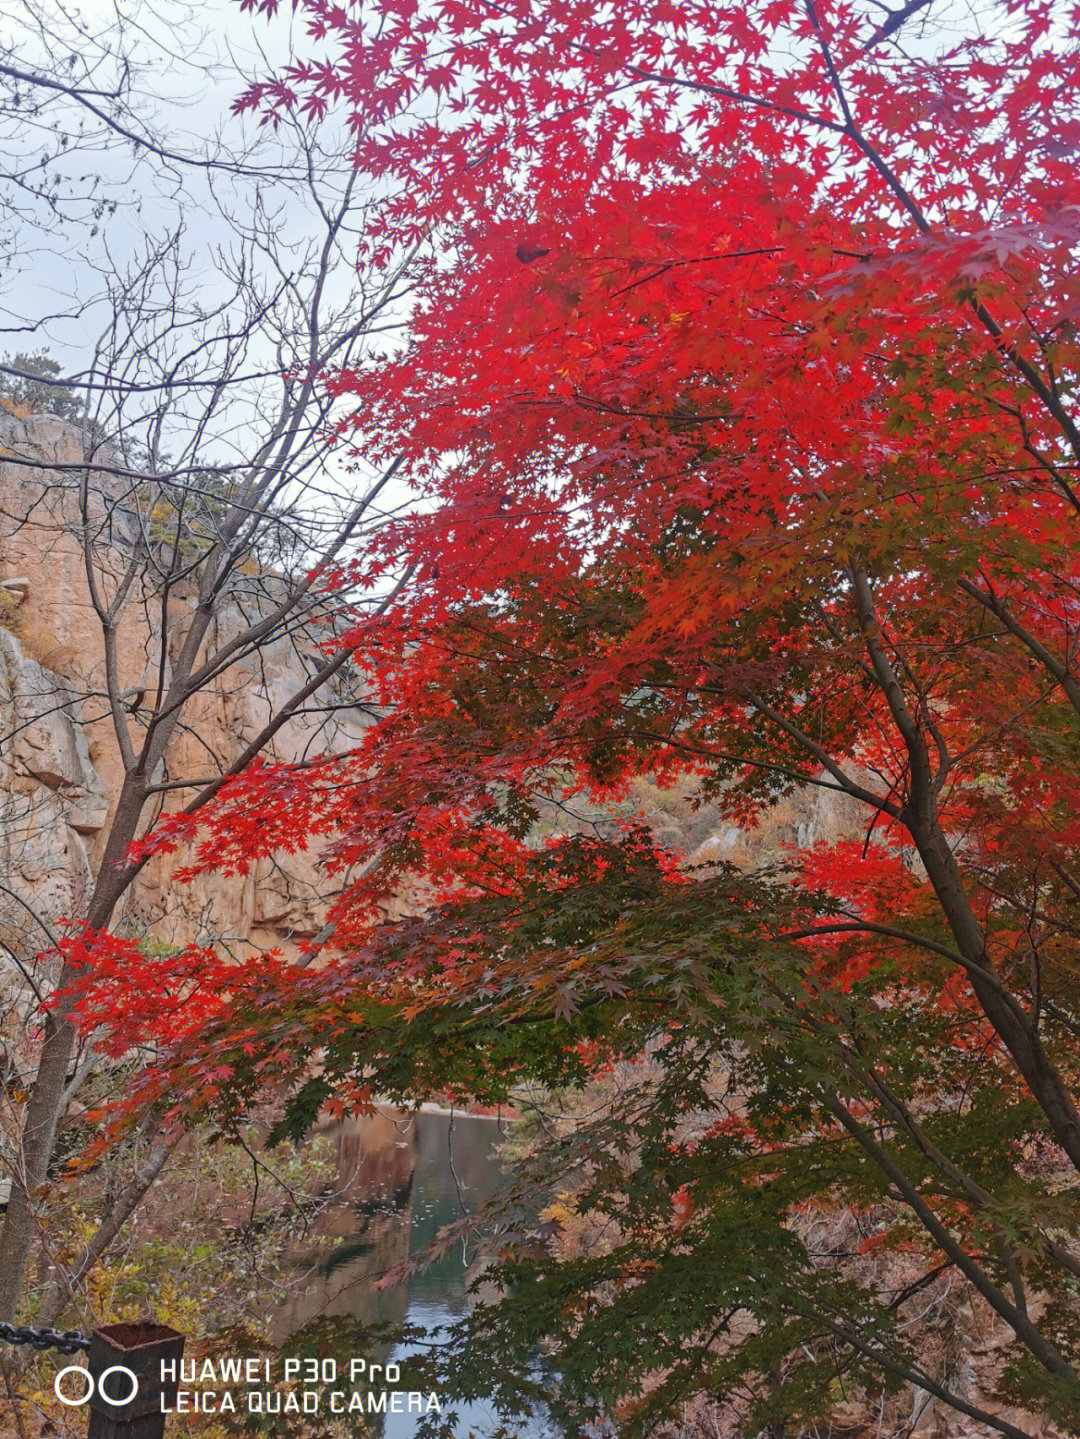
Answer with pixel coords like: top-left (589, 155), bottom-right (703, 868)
top-left (52, 0), bottom-right (1080, 1433)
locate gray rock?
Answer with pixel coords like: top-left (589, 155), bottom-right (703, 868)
top-left (0, 628), bottom-right (109, 832)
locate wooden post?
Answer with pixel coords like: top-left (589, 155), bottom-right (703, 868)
top-left (86, 1322), bottom-right (184, 1439)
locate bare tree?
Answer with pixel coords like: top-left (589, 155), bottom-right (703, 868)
top-left (0, 111), bottom-right (413, 1326)
top-left (0, 0), bottom-right (225, 271)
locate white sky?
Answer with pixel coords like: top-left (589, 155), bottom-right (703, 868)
top-left (0, 0), bottom-right (422, 535)
top-left (2, 0), bottom-right (345, 369)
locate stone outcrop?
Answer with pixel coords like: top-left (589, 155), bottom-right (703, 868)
top-left (0, 407), bottom-right (371, 974)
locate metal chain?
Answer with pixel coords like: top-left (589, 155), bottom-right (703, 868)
top-left (0, 1321), bottom-right (90, 1355)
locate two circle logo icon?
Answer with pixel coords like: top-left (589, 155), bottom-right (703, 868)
top-left (54, 1364), bottom-right (139, 1407)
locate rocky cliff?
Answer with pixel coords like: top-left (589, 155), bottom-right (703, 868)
top-left (0, 408), bottom-right (371, 972)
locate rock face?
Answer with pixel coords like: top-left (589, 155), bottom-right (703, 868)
top-left (0, 628), bottom-right (109, 832)
top-left (0, 407), bottom-right (371, 973)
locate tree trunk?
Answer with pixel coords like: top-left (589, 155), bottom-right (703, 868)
top-left (0, 1003), bottom-right (79, 1322)
top-left (0, 779), bottom-right (145, 1322)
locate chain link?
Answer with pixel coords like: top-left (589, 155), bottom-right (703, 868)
top-left (0, 1321), bottom-right (90, 1355)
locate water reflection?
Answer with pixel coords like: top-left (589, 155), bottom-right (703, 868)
top-left (270, 1108), bottom-right (549, 1438)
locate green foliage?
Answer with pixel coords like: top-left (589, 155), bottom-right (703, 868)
top-left (0, 350), bottom-right (85, 423)
top-left (234, 844), bottom-right (1080, 1436)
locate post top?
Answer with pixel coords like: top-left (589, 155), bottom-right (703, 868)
top-left (95, 1321), bottom-right (183, 1351)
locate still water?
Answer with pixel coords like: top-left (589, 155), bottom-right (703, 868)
top-left (269, 1108), bottom-right (552, 1438)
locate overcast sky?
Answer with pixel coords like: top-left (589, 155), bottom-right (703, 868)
top-left (3, 0), bottom-right (346, 369)
top-left (0, 0), bottom-right (426, 534)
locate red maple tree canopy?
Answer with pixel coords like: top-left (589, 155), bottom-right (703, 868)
top-left (57, 1), bottom-right (1080, 1431)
